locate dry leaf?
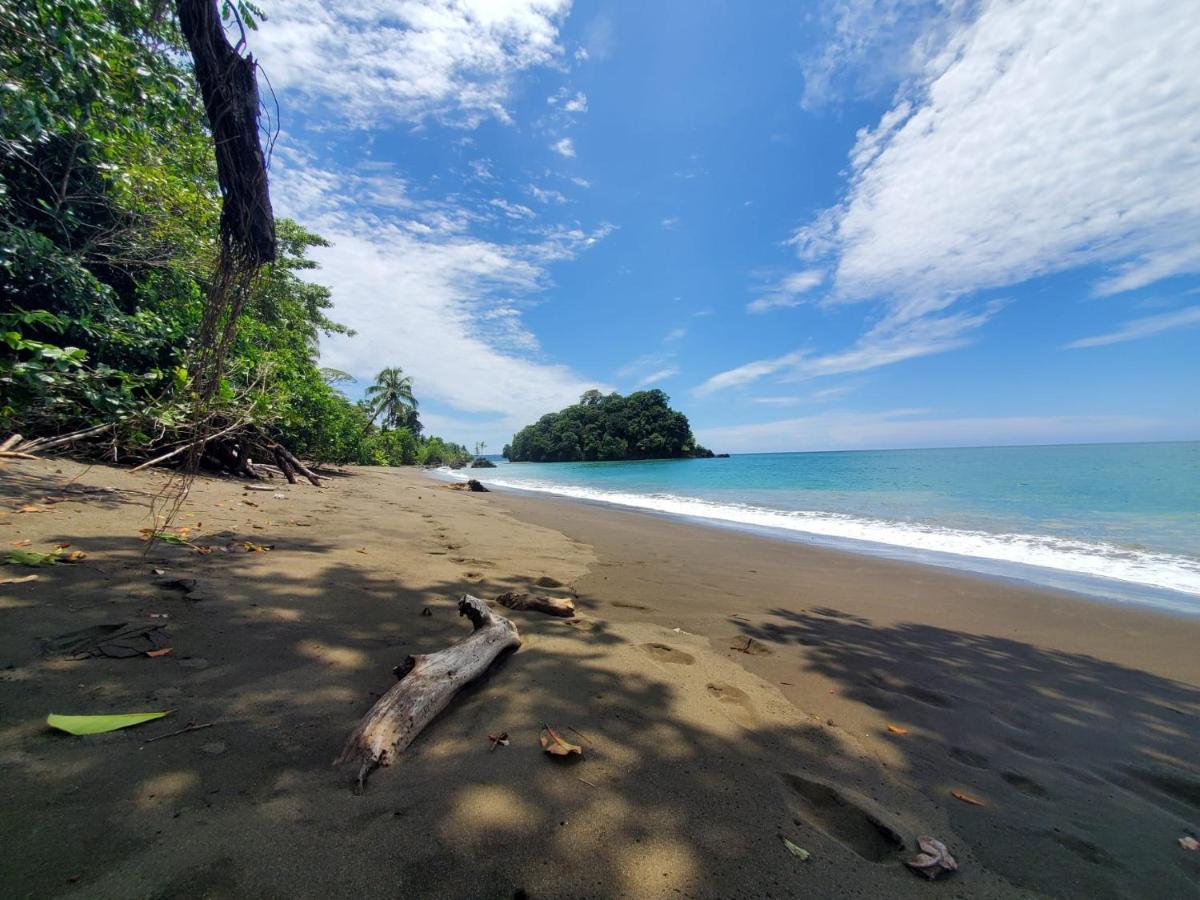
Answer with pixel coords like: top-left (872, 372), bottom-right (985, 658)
top-left (17, 505), bottom-right (49, 513)
top-left (0, 573), bottom-right (39, 585)
top-left (242, 541), bottom-right (272, 553)
top-left (1180, 835), bottom-right (1200, 851)
top-left (907, 835), bottom-right (958, 880)
top-left (951, 790), bottom-right (985, 806)
top-left (488, 731), bottom-right (510, 751)
top-left (886, 724), bottom-right (909, 735)
top-left (66, 550), bottom-right (87, 562)
top-left (539, 725), bottom-right (582, 756)
top-left (145, 648), bottom-right (173, 658)
top-left (10, 539), bottom-right (32, 547)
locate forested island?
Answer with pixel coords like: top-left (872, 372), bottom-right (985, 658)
top-left (503, 390), bottom-right (714, 462)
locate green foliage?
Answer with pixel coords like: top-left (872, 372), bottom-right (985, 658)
top-left (0, 0), bottom-right (465, 469)
top-left (365, 366), bottom-right (420, 433)
top-left (504, 390), bottom-right (712, 462)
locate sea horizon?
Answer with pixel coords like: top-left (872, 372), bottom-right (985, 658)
top-left (448, 440), bottom-right (1200, 614)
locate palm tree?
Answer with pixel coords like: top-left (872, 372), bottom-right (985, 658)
top-left (365, 367), bottom-right (419, 431)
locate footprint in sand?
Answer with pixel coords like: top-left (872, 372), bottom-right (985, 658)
top-left (462, 571), bottom-right (484, 581)
top-left (779, 773), bottom-right (905, 862)
top-left (612, 600), bottom-right (651, 611)
top-left (706, 682), bottom-right (756, 728)
top-left (639, 643), bottom-right (695, 665)
top-left (948, 746), bottom-right (991, 769)
top-left (1001, 770), bottom-right (1050, 798)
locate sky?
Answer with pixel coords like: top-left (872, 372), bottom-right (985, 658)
top-left (250, 0), bottom-right (1200, 453)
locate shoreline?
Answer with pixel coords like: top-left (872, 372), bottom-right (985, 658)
top-left (437, 467), bottom-right (1200, 614)
top-left (3, 460), bottom-right (1199, 898)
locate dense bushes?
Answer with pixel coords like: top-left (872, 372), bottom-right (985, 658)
top-left (503, 390), bottom-right (712, 462)
top-left (0, 0), bottom-right (466, 469)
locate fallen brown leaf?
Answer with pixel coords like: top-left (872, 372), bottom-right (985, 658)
top-left (951, 790), bottom-right (985, 806)
top-left (65, 550), bottom-right (87, 562)
top-left (886, 724), bottom-right (909, 735)
top-left (539, 725), bottom-right (582, 756)
top-left (145, 648), bottom-right (173, 658)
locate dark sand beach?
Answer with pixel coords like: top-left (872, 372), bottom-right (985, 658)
top-left (2, 460), bottom-right (1198, 898)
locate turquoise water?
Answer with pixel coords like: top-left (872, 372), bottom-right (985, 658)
top-left (445, 442), bottom-right (1200, 612)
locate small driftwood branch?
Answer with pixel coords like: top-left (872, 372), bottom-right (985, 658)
top-left (0, 434), bottom-right (22, 452)
top-left (334, 595), bottom-right (521, 789)
top-left (496, 591), bottom-right (576, 618)
top-left (19, 423), bottom-right (114, 454)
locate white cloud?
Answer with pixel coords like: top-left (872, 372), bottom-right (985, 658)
top-left (255, 0), bottom-right (571, 127)
top-left (270, 151), bottom-right (612, 445)
top-left (551, 137), bottom-right (576, 157)
top-left (799, 0), bottom-right (969, 110)
top-left (527, 184), bottom-right (568, 204)
top-left (660, 216), bottom-right (680, 230)
top-left (693, 352), bottom-right (805, 396)
top-left (698, 410), bottom-right (1175, 454)
top-left (1065, 305), bottom-right (1200, 349)
top-left (798, 0), bottom-right (1200, 310)
top-left (696, 302), bottom-right (998, 395)
top-left (489, 198), bottom-right (536, 220)
top-left (468, 159), bottom-right (495, 181)
top-left (547, 88), bottom-right (588, 113)
top-left (635, 367), bottom-right (680, 387)
top-left (663, 327), bottom-right (687, 342)
top-left (747, 268), bottom-right (825, 313)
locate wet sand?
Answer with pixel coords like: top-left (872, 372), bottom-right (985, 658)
top-left (1, 461), bottom-right (1198, 898)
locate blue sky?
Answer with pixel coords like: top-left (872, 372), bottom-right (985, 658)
top-left (253, 0), bottom-right (1200, 452)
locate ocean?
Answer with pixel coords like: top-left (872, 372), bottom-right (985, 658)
top-left (441, 441), bottom-right (1200, 614)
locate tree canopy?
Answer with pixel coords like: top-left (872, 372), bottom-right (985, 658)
top-left (0, 0), bottom-right (467, 470)
top-left (503, 390), bottom-right (712, 462)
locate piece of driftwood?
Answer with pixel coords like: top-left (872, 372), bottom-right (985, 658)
top-left (129, 420), bottom-right (246, 472)
top-left (272, 443), bottom-right (322, 486)
top-left (0, 434), bottom-right (22, 452)
top-left (496, 591), bottom-right (576, 618)
top-left (334, 595), bottom-right (521, 788)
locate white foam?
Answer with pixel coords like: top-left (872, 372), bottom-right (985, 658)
top-left (451, 472), bottom-right (1200, 603)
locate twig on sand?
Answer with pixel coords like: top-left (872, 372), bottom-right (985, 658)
top-left (143, 721), bottom-right (216, 744)
top-left (577, 777), bottom-right (598, 788)
top-left (567, 725), bottom-right (591, 744)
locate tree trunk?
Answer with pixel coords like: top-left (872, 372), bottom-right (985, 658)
top-left (334, 595), bottom-right (521, 789)
top-left (495, 591), bottom-right (576, 617)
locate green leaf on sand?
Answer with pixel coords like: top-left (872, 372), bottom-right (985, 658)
top-left (781, 837), bottom-right (811, 861)
top-left (5, 549), bottom-right (63, 567)
top-left (47, 711), bottom-right (171, 735)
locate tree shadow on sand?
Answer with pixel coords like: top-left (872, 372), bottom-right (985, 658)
top-left (3, 521), bottom-right (1199, 898)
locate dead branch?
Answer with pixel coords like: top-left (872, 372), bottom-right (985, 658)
top-left (334, 595), bottom-right (521, 789)
top-left (129, 420), bottom-right (247, 472)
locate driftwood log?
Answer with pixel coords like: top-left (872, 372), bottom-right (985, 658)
top-left (496, 591), bottom-right (576, 618)
top-left (334, 595), bottom-right (521, 789)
